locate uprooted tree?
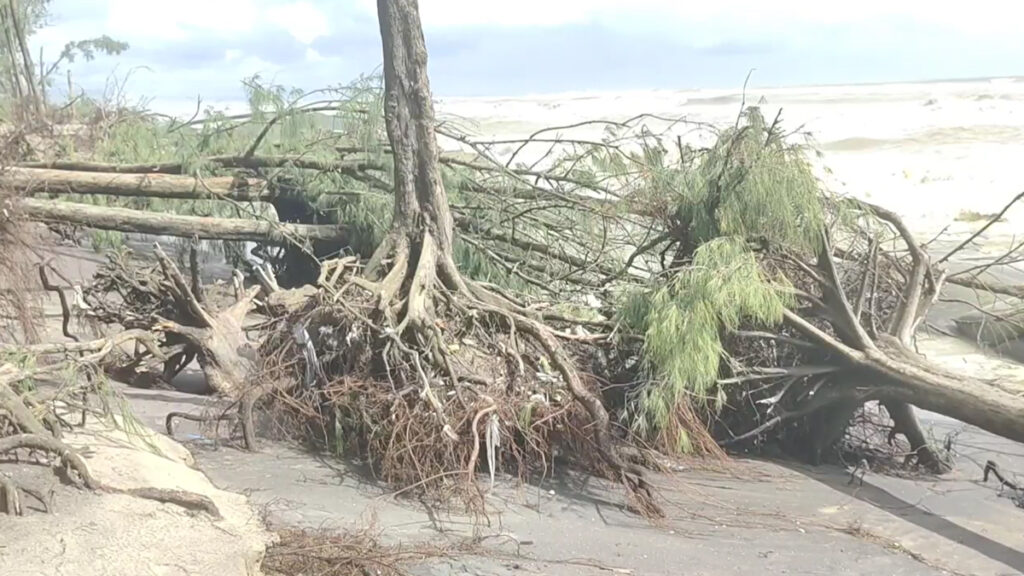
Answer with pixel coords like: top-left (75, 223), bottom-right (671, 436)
top-left (606, 110), bottom-right (1024, 471)
top-left (284, 0), bottom-right (657, 510)
top-left (5, 0), bottom-right (1024, 519)
top-left (0, 0), bottom-right (659, 516)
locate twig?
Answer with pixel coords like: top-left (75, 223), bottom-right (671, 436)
top-left (939, 190), bottom-right (1024, 264)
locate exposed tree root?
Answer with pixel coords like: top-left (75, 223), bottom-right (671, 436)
top-left (267, 225), bottom-right (662, 515)
top-left (165, 410), bottom-right (237, 438)
top-left (115, 487), bottom-right (221, 519)
top-left (0, 433), bottom-right (98, 488)
top-left (1, 418), bottom-right (222, 518)
top-left (0, 345), bottom-right (222, 518)
top-left (716, 199), bottom-right (1020, 473)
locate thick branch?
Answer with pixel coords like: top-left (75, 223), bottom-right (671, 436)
top-left (947, 275), bottom-right (1024, 300)
top-left (862, 201), bottom-right (933, 343)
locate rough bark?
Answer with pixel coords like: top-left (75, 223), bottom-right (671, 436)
top-left (864, 341), bottom-right (1024, 445)
top-left (374, 0), bottom-right (460, 277)
top-left (364, 0), bottom-right (470, 329)
top-left (18, 198), bottom-right (341, 243)
top-left (149, 244), bottom-right (260, 400)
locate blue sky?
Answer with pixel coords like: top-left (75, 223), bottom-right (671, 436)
top-left (29, 0), bottom-right (1024, 115)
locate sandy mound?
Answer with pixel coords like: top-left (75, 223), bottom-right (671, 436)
top-left (0, 415), bottom-right (275, 576)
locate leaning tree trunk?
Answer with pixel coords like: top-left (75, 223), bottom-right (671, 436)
top-left (772, 210), bottom-right (1024, 472)
top-left (367, 0), bottom-right (467, 325)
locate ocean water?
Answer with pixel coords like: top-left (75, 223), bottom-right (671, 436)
top-left (436, 77), bottom-right (1024, 238)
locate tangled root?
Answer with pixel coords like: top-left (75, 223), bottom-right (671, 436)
top-left (263, 525), bottom-right (451, 576)
top-left (261, 259), bottom-right (662, 516)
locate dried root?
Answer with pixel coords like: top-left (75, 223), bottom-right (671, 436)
top-left (261, 229), bottom-right (662, 517)
top-left (263, 525), bottom-right (450, 576)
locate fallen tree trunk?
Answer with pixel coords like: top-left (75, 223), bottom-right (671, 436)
top-left (15, 156), bottom-right (380, 177)
top-left (18, 198), bottom-right (342, 243)
top-left (792, 324), bottom-right (1024, 444)
top-left (2, 167), bottom-right (271, 201)
top-left (870, 351), bottom-right (1024, 444)
top-left (948, 275), bottom-right (1024, 300)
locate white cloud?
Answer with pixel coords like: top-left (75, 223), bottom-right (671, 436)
top-left (351, 0), bottom-right (1024, 38)
top-left (45, 0), bottom-right (329, 48)
top-left (29, 0), bottom-right (1024, 109)
top-left (104, 0), bottom-right (261, 42)
top-left (305, 47), bottom-right (325, 62)
top-left (266, 1), bottom-right (330, 44)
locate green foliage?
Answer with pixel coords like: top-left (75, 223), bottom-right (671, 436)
top-left (0, 0), bottom-right (128, 122)
top-left (615, 107), bottom-right (825, 451)
top-left (621, 237), bottom-right (791, 445)
top-left (55, 36), bottom-right (128, 64)
top-left (681, 108), bottom-right (824, 252)
top-left (46, 71), bottom-right (533, 291)
top-left (41, 35), bottom-right (129, 90)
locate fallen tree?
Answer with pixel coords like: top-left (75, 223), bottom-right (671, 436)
top-left (602, 111), bottom-right (1024, 471)
top-left (1, 166), bottom-right (270, 200)
top-left (275, 0), bottom-right (656, 511)
top-left (37, 0), bottom-right (657, 516)
top-left (6, 0), bottom-right (1024, 524)
top-left (18, 197), bottom-right (341, 243)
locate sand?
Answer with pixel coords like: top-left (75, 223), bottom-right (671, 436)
top-left (0, 412), bottom-right (274, 576)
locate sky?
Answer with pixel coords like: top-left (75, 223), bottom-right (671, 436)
top-left (28, 0), bottom-right (1024, 116)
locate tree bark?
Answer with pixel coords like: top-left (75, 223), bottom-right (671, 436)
top-left (16, 156), bottom-right (380, 177)
top-left (377, 0), bottom-right (457, 257)
top-left (365, 0), bottom-right (469, 328)
top-left (3, 167), bottom-right (270, 201)
top-left (18, 198), bottom-right (342, 243)
top-left (6, 0), bottom-right (41, 118)
top-left (866, 350), bottom-right (1024, 445)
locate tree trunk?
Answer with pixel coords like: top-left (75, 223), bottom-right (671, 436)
top-left (6, 0), bottom-right (42, 118)
top-left (18, 198), bottom-right (341, 243)
top-left (16, 156), bottom-right (381, 177)
top-left (366, 0), bottom-right (469, 330)
top-left (865, 347), bottom-right (1024, 445)
top-left (3, 167), bottom-right (270, 200)
top-left (376, 0), bottom-right (459, 265)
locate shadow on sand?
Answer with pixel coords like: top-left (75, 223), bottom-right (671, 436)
top-left (788, 462), bottom-right (1024, 573)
